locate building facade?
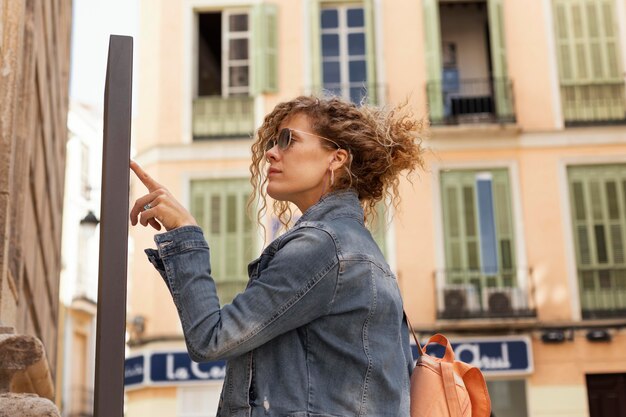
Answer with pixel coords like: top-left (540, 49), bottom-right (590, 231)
top-left (126, 1), bottom-right (626, 416)
top-left (0, 0), bottom-right (72, 411)
top-left (55, 102), bottom-right (103, 417)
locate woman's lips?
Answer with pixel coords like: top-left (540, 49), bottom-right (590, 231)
top-left (268, 167), bottom-right (281, 176)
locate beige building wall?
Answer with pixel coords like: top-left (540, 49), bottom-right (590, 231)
top-left (0, 0), bottom-right (72, 410)
top-left (128, 1), bottom-right (626, 416)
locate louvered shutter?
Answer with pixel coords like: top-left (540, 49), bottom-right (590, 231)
top-left (487, 0), bottom-right (513, 118)
top-left (423, 0), bottom-right (444, 122)
top-left (252, 3), bottom-right (278, 94)
top-left (363, 0), bottom-right (377, 104)
top-left (369, 204), bottom-right (388, 258)
top-left (553, 0), bottom-right (625, 122)
top-left (568, 165), bottom-right (626, 316)
top-left (190, 178), bottom-right (255, 304)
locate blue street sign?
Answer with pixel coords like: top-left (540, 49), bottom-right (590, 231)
top-left (411, 336), bottom-right (532, 376)
top-left (124, 352), bottom-right (226, 388)
top-left (150, 352), bottom-right (226, 383)
top-left (124, 355), bottom-right (145, 387)
top-left (124, 336), bottom-right (532, 388)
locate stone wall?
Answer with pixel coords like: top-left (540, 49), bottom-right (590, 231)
top-left (0, 0), bottom-right (72, 403)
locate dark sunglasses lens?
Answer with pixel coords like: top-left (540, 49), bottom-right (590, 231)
top-left (278, 128), bottom-right (291, 150)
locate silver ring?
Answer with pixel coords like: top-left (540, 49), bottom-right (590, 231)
top-left (143, 203), bottom-right (152, 211)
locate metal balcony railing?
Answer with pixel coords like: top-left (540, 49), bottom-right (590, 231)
top-left (434, 269), bottom-right (536, 320)
top-left (65, 387), bottom-right (93, 417)
top-left (308, 83), bottom-right (386, 106)
top-left (561, 82), bottom-right (626, 125)
top-left (579, 268), bottom-right (626, 319)
top-left (192, 96), bottom-right (255, 139)
top-left (427, 77), bottom-right (515, 125)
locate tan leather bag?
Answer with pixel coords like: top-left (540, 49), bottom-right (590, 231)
top-left (408, 329), bottom-right (491, 417)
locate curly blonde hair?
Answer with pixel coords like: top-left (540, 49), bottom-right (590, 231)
top-left (249, 95), bottom-right (425, 231)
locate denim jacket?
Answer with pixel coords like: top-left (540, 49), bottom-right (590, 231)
top-left (145, 190), bottom-right (413, 417)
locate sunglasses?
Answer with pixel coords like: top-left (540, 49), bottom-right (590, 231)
top-left (264, 128), bottom-right (341, 152)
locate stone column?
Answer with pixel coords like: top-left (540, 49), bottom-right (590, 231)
top-left (0, 326), bottom-right (60, 417)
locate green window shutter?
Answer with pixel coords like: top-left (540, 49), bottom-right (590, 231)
top-left (568, 165), bottom-right (626, 317)
top-left (492, 172), bottom-right (515, 286)
top-left (310, 0), bottom-right (322, 90)
top-left (252, 3), bottom-right (278, 94)
top-left (423, 0), bottom-right (444, 122)
top-left (440, 169), bottom-right (516, 289)
top-left (190, 178), bottom-right (256, 304)
top-left (487, 0), bottom-right (513, 118)
top-left (552, 0), bottom-right (625, 122)
top-left (363, 0), bottom-right (377, 104)
top-left (368, 203), bottom-right (387, 258)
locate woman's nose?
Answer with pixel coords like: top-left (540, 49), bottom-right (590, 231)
top-left (265, 144), bottom-right (279, 161)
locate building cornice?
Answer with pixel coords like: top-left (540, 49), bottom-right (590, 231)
top-left (134, 140), bottom-right (253, 166)
top-left (426, 124), bottom-right (626, 151)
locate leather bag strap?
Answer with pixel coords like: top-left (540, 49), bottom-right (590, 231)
top-left (404, 312), bottom-right (424, 357)
top-left (427, 333), bottom-right (455, 362)
top-left (441, 361), bottom-right (463, 417)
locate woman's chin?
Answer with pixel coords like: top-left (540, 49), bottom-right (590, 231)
top-left (266, 185), bottom-right (286, 202)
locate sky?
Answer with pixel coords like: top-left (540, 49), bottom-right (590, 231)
top-left (69, 0), bottom-right (140, 110)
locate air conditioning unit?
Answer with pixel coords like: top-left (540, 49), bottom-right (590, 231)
top-left (482, 287), bottom-right (525, 316)
top-left (442, 284), bottom-right (480, 317)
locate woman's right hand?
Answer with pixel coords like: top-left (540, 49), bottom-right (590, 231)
top-left (129, 160), bottom-right (198, 231)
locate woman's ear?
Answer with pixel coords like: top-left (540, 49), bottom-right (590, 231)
top-left (330, 149), bottom-right (349, 170)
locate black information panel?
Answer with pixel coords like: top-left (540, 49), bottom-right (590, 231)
top-left (94, 35), bottom-right (133, 417)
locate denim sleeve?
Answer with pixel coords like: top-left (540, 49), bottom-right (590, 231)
top-left (145, 225), bottom-right (339, 362)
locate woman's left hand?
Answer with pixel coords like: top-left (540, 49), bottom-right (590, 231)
top-left (129, 160), bottom-right (198, 231)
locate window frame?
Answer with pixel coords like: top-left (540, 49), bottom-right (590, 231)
top-left (222, 9), bottom-right (251, 97)
top-left (310, 0), bottom-right (377, 104)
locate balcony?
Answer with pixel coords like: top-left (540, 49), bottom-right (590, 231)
top-left (561, 82), bottom-right (626, 125)
top-left (579, 268), bottom-right (626, 319)
top-left (427, 77), bottom-right (515, 126)
top-left (308, 83), bottom-right (386, 106)
top-left (192, 96), bottom-right (255, 139)
top-left (435, 269), bottom-right (536, 320)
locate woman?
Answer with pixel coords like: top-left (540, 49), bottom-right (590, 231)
top-left (130, 95), bottom-right (424, 417)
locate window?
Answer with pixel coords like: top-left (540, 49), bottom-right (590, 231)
top-left (190, 179), bottom-right (256, 304)
top-left (178, 385), bottom-right (222, 417)
top-left (568, 164), bottom-right (626, 318)
top-left (486, 380), bottom-right (528, 417)
top-left (193, 5), bottom-right (277, 138)
top-left (198, 10), bottom-right (251, 97)
top-left (553, 0), bottom-right (625, 123)
top-left (321, 6), bottom-right (367, 103)
top-left (197, 6), bottom-right (277, 98)
top-left (312, 1), bottom-right (376, 104)
top-left (423, 0), bottom-right (513, 124)
top-left (440, 169), bottom-right (516, 289)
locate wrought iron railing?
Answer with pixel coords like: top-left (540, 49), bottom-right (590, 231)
top-left (561, 82), bottom-right (626, 125)
top-left (427, 77), bottom-right (515, 125)
top-left (434, 269), bottom-right (536, 320)
top-left (579, 267), bottom-right (626, 319)
top-left (65, 387), bottom-right (94, 417)
top-left (308, 83), bottom-right (386, 106)
top-left (192, 96), bottom-right (255, 139)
